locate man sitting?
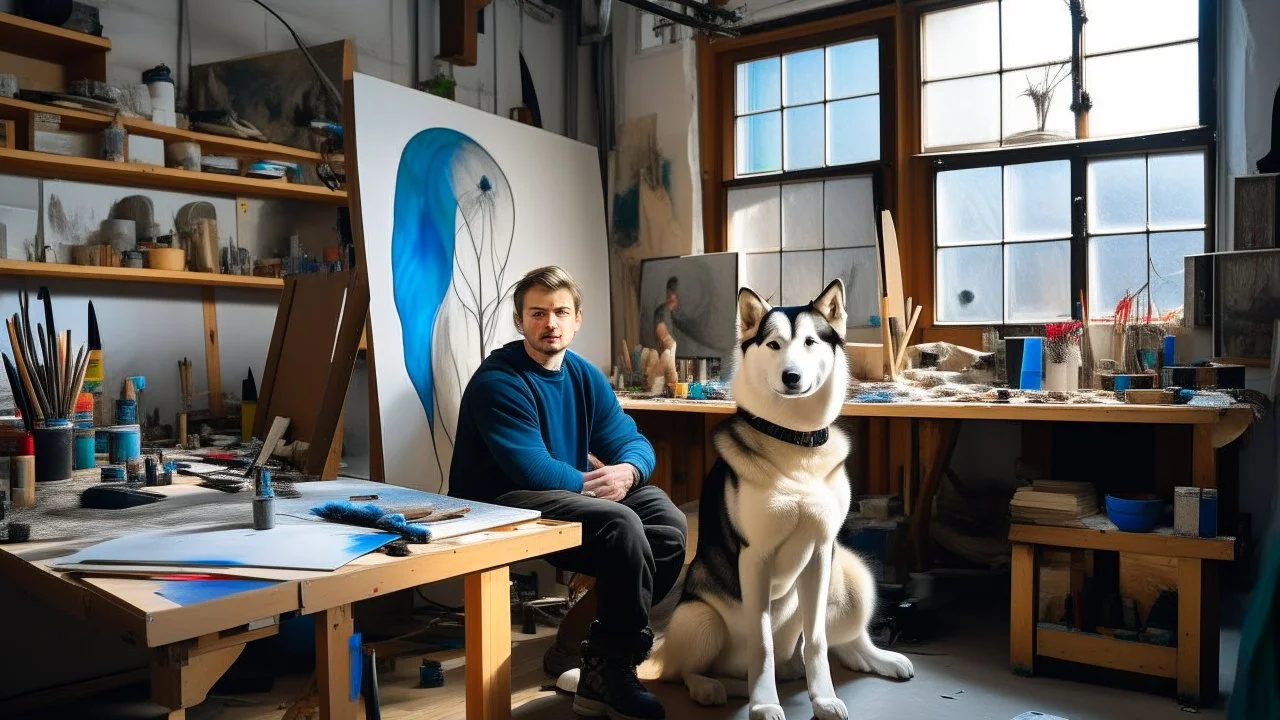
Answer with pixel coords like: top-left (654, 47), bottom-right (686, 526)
top-left (449, 265), bottom-right (687, 720)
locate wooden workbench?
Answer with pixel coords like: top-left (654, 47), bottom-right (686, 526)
top-left (618, 396), bottom-right (1255, 566)
top-left (0, 518), bottom-right (581, 720)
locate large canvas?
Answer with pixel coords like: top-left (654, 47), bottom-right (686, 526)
top-left (350, 73), bottom-right (610, 492)
top-left (638, 253), bottom-right (739, 375)
top-left (1217, 248), bottom-right (1280, 361)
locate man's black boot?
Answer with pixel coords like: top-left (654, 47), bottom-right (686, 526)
top-left (572, 622), bottom-right (665, 720)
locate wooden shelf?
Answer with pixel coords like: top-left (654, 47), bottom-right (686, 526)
top-left (1008, 523), bottom-right (1236, 561)
top-left (0, 97), bottom-right (326, 163)
top-left (0, 148), bottom-right (347, 204)
top-left (0, 12), bottom-right (111, 64)
top-left (0, 259), bottom-right (285, 290)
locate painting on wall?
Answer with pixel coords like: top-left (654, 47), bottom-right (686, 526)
top-left (609, 114), bottom-right (693, 366)
top-left (350, 73), bottom-right (610, 492)
top-left (1217, 248), bottom-right (1280, 362)
top-left (638, 253), bottom-right (739, 376)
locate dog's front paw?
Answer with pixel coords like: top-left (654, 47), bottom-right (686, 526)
top-left (749, 703), bottom-right (786, 720)
top-left (685, 675), bottom-right (727, 706)
top-left (876, 650), bottom-right (914, 680)
top-left (811, 696), bottom-right (848, 720)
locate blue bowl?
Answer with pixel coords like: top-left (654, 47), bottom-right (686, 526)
top-left (1105, 493), bottom-right (1163, 533)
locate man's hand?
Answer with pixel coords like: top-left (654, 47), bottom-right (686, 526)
top-left (582, 454), bottom-right (635, 502)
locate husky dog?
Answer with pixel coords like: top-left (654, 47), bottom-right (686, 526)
top-left (653, 279), bottom-right (913, 720)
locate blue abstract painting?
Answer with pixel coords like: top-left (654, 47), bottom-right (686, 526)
top-left (391, 128), bottom-right (514, 480)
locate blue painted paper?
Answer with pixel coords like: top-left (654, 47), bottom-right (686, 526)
top-left (156, 578), bottom-right (279, 606)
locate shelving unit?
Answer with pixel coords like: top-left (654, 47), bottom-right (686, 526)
top-left (0, 258), bottom-right (284, 289)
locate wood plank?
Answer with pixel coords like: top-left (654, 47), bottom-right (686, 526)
top-left (888, 417), bottom-right (912, 500)
top-left (1008, 524), bottom-right (1235, 561)
top-left (313, 603), bottom-right (359, 720)
top-left (0, 148), bottom-right (347, 204)
top-left (1119, 552), bottom-right (1179, 624)
top-left (298, 520), bottom-right (581, 612)
top-left (910, 419), bottom-right (959, 570)
top-left (1176, 557), bottom-right (1219, 706)
top-left (201, 288), bottom-right (222, 417)
top-left (616, 397), bottom-right (1250, 425)
top-left (0, 11), bottom-right (112, 61)
top-left (1191, 424), bottom-right (1216, 488)
top-left (465, 565), bottom-right (512, 720)
top-left (255, 277), bottom-right (296, 435)
top-left (0, 258), bottom-right (283, 289)
top-left (1010, 543), bottom-right (1036, 676)
top-left (151, 644), bottom-right (244, 711)
top-left (1036, 627), bottom-right (1177, 678)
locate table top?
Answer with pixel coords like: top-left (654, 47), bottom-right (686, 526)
top-left (618, 395), bottom-right (1255, 426)
top-left (0, 517), bottom-right (580, 648)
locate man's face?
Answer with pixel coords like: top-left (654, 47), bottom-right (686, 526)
top-left (519, 287), bottom-right (582, 356)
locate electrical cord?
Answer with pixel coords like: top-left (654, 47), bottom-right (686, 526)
top-left (250, 0), bottom-right (343, 107)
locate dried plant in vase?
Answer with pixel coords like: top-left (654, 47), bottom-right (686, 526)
top-left (1008, 63), bottom-right (1072, 145)
top-left (1044, 320), bottom-right (1083, 391)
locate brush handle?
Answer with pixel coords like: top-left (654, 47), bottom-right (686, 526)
top-left (8, 317), bottom-right (46, 420)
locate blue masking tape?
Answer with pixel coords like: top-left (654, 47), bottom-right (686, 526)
top-left (350, 632), bottom-right (363, 701)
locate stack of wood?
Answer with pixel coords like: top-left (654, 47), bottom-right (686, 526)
top-left (1010, 481), bottom-right (1098, 527)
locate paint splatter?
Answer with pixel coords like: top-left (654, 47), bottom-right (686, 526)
top-left (958, 289), bottom-right (975, 306)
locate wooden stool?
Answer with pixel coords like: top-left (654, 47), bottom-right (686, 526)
top-left (1008, 524), bottom-right (1236, 708)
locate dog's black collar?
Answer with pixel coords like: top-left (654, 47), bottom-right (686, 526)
top-left (737, 410), bottom-right (829, 447)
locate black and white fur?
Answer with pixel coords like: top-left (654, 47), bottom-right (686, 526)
top-left (652, 279), bottom-right (913, 720)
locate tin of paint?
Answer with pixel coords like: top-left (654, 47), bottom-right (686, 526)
top-left (107, 424), bottom-right (141, 464)
top-left (95, 428), bottom-right (109, 454)
top-left (100, 465), bottom-right (125, 482)
top-left (253, 496), bottom-right (275, 530)
top-left (1198, 489), bottom-right (1218, 538)
top-left (73, 430), bottom-right (96, 470)
top-left (115, 398), bottom-right (137, 425)
top-left (32, 421), bottom-right (73, 483)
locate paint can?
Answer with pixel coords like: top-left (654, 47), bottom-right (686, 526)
top-left (95, 428), bottom-right (109, 454)
top-left (10, 455), bottom-right (35, 507)
top-left (73, 429), bottom-right (96, 470)
top-left (107, 424), bottom-right (141, 464)
top-left (253, 497), bottom-right (275, 530)
top-left (1174, 486), bottom-right (1201, 537)
top-left (74, 392), bottom-right (94, 429)
top-left (100, 218), bottom-right (137, 253)
top-left (100, 465), bottom-right (124, 482)
top-left (1198, 489), bottom-right (1218, 538)
top-left (33, 420), bottom-right (73, 483)
top-left (115, 398), bottom-right (136, 425)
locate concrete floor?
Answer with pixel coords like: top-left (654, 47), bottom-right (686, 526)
top-left (17, 577), bottom-right (1237, 720)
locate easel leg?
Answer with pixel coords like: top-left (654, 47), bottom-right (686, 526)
top-left (465, 565), bottom-right (512, 720)
top-left (314, 603), bottom-right (359, 720)
top-left (1010, 542), bottom-right (1037, 677)
top-left (151, 644), bottom-right (244, 716)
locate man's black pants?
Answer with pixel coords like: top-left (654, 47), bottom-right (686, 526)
top-left (495, 485), bottom-right (687, 644)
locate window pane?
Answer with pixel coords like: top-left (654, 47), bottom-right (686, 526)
top-left (728, 185), bottom-right (780, 251)
top-left (937, 245), bottom-right (1003, 323)
top-left (1006, 241), bottom-right (1071, 322)
top-left (824, 176), bottom-right (877, 248)
top-left (1005, 160), bottom-right (1070, 241)
top-left (1085, 0), bottom-right (1198, 56)
top-left (736, 57), bottom-right (780, 115)
top-left (824, 247), bottom-right (881, 327)
top-left (1001, 0), bottom-right (1072, 69)
top-left (784, 49), bottom-right (824, 106)
top-left (827, 38), bottom-right (879, 100)
top-left (1001, 65), bottom-right (1075, 144)
top-left (1088, 156), bottom-right (1147, 234)
top-left (782, 182), bottom-right (823, 250)
top-left (1088, 233), bottom-right (1147, 318)
top-left (744, 252), bottom-right (781, 306)
top-left (1085, 43), bottom-right (1199, 138)
top-left (781, 250), bottom-right (824, 306)
top-left (923, 75), bottom-right (1000, 150)
top-left (1148, 151), bottom-right (1205, 230)
top-left (936, 166), bottom-right (1002, 246)
top-left (826, 97), bottom-right (880, 164)
top-left (1150, 231), bottom-right (1203, 317)
top-left (735, 112), bottom-right (782, 176)
top-left (921, 1), bottom-right (1000, 81)
top-left (784, 105), bottom-right (824, 171)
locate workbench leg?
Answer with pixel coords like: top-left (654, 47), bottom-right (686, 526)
top-left (1191, 424), bottom-right (1216, 490)
top-left (1176, 558), bottom-right (1220, 708)
top-left (465, 565), bottom-right (512, 720)
top-left (314, 603), bottom-right (359, 720)
top-left (150, 644), bottom-right (244, 716)
top-left (1010, 542), bottom-right (1037, 677)
top-left (909, 419), bottom-right (960, 570)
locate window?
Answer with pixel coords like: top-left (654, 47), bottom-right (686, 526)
top-left (734, 37), bottom-right (881, 175)
top-left (921, 0), bottom-right (1202, 152)
top-left (725, 31), bottom-right (887, 328)
top-left (728, 175), bottom-right (882, 327)
top-left (923, 0), bottom-right (1214, 325)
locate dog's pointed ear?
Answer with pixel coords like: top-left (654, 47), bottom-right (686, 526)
top-left (813, 279), bottom-right (846, 334)
top-left (738, 287), bottom-right (771, 340)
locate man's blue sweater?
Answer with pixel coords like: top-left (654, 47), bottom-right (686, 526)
top-left (448, 340), bottom-right (656, 502)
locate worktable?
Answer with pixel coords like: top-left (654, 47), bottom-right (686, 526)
top-left (618, 396), bottom-right (1255, 566)
top-left (0, 513), bottom-right (581, 720)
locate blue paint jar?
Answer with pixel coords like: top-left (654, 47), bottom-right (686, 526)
top-left (73, 429), bottom-right (96, 470)
top-left (115, 398), bottom-right (136, 425)
top-left (107, 424), bottom-right (141, 464)
top-left (1199, 489), bottom-right (1218, 538)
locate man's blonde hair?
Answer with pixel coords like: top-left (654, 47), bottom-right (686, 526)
top-left (512, 265), bottom-right (583, 317)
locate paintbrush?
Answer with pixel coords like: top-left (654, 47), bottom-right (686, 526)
top-left (7, 317), bottom-right (44, 421)
top-left (3, 353), bottom-right (33, 432)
